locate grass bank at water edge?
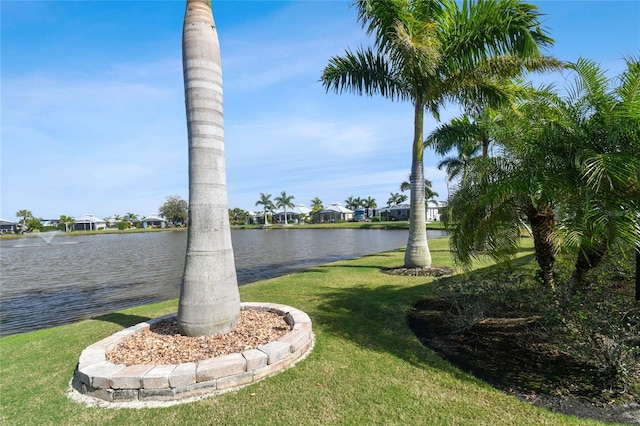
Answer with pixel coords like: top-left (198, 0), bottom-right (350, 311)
top-left (0, 237), bottom-right (600, 425)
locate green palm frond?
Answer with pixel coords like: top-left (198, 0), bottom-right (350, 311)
top-left (321, 48), bottom-right (408, 101)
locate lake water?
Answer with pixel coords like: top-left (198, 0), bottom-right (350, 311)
top-left (0, 228), bottom-right (446, 336)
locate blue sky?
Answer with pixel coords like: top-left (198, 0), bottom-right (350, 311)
top-left (1, 1), bottom-right (638, 221)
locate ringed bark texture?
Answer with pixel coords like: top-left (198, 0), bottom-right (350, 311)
top-left (178, 0), bottom-right (240, 337)
top-left (404, 102), bottom-right (432, 268)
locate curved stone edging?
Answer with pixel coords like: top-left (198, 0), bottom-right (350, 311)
top-left (71, 303), bottom-right (314, 404)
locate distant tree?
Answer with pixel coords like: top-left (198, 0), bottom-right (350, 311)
top-left (425, 187), bottom-right (439, 205)
top-left (344, 196), bottom-right (362, 210)
top-left (15, 209), bottom-right (32, 231)
top-left (362, 196), bottom-right (376, 209)
top-left (274, 191), bottom-right (295, 225)
top-left (362, 196), bottom-right (377, 219)
top-left (58, 215), bottom-right (75, 232)
top-left (255, 193), bottom-right (275, 225)
top-left (436, 140), bottom-right (481, 184)
top-left (26, 217), bottom-right (43, 232)
top-left (122, 212), bottom-right (140, 223)
top-left (387, 192), bottom-right (407, 206)
top-left (401, 173), bottom-right (437, 197)
top-left (229, 208), bottom-right (251, 225)
top-left (159, 195), bottom-right (188, 225)
top-left (310, 197), bottom-right (324, 213)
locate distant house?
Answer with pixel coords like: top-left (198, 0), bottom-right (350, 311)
top-left (40, 219), bottom-right (60, 228)
top-left (378, 203), bottom-right (410, 221)
top-left (314, 202), bottom-right (354, 223)
top-left (141, 214), bottom-right (167, 228)
top-left (377, 201), bottom-right (446, 222)
top-left (0, 218), bottom-right (18, 234)
top-left (273, 204), bottom-right (312, 224)
top-left (74, 214), bottom-right (107, 231)
top-left (426, 201), bottom-right (446, 222)
top-left (106, 216), bottom-right (120, 227)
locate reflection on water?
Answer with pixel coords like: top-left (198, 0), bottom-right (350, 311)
top-left (0, 228), bottom-right (447, 336)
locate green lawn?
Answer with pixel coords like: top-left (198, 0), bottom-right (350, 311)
top-left (0, 237), bottom-right (604, 425)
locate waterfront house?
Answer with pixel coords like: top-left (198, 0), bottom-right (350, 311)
top-left (314, 202), bottom-right (354, 223)
top-left (74, 214), bottom-right (107, 231)
top-left (141, 214), bottom-right (167, 228)
top-left (378, 203), bottom-right (411, 221)
top-left (426, 201), bottom-right (446, 222)
top-left (273, 204), bottom-right (311, 224)
top-left (0, 218), bottom-right (18, 234)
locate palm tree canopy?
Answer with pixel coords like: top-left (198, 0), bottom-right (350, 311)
top-left (274, 191), bottom-right (295, 209)
top-left (323, 0), bottom-right (558, 115)
top-left (255, 193), bottom-right (275, 209)
top-left (362, 196), bottom-right (377, 209)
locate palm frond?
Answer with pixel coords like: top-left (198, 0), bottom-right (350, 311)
top-left (321, 48), bottom-right (408, 101)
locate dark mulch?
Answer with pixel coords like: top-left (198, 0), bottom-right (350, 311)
top-left (407, 298), bottom-right (640, 424)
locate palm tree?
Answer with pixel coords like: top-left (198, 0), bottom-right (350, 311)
top-left (15, 209), bottom-right (32, 232)
top-left (362, 196), bottom-right (377, 218)
top-left (274, 191), bottom-right (295, 225)
top-left (58, 215), bottom-right (75, 232)
top-left (310, 197), bottom-right (324, 213)
top-left (255, 192), bottom-right (275, 225)
top-left (177, 0), bottom-right (240, 337)
top-left (428, 106), bottom-right (500, 160)
top-left (425, 186), bottom-right (439, 205)
top-left (387, 192), bottom-right (407, 206)
top-left (344, 196), bottom-right (362, 210)
top-left (436, 140), bottom-right (482, 184)
top-left (554, 58), bottom-right (640, 294)
top-left (321, 0), bottom-right (558, 268)
top-left (443, 84), bottom-right (566, 288)
top-left (445, 57), bottom-right (640, 292)
top-left (401, 173), bottom-right (438, 198)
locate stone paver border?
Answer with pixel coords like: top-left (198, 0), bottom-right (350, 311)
top-left (72, 303), bottom-right (313, 404)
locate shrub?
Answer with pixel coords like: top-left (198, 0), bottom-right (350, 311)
top-left (554, 247), bottom-right (640, 393)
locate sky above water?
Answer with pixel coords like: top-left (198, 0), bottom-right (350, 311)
top-left (2, 0), bottom-right (639, 220)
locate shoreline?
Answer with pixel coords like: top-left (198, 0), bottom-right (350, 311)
top-left (0, 221), bottom-right (446, 241)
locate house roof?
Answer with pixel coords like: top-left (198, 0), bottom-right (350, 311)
top-left (0, 218), bottom-right (17, 225)
top-left (378, 203), bottom-right (410, 213)
top-left (76, 214), bottom-right (106, 224)
top-left (319, 203), bottom-right (353, 214)
top-left (274, 204), bottom-right (311, 215)
top-left (142, 214), bottom-right (166, 222)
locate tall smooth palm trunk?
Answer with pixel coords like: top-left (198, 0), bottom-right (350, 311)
top-left (177, 0), bottom-right (240, 337)
top-left (405, 102), bottom-right (432, 268)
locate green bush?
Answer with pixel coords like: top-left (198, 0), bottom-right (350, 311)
top-left (117, 221), bottom-right (131, 230)
top-left (555, 247), bottom-right (640, 392)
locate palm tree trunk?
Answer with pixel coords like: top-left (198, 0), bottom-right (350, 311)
top-left (525, 202), bottom-right (556, 289)
top-left (177, 0), bottom-right (240, 337)
top-left (568, 239), bottom-right (608, 297)
top-left (482, 137), bottom-right (489, 158)
top-left (404, 102), bottom-right (432, 268)
top-left (636, 247), bottom-right (640, 300)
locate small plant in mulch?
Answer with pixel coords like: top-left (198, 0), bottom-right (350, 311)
top-left (407, 248), bottom-right (640, 424)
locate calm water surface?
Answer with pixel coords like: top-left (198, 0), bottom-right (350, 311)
top-left (0, 228), bottom-right (446, 336)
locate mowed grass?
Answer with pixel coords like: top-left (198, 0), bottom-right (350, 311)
top-left (0, 237), bottom-right (604, 425)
